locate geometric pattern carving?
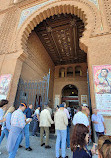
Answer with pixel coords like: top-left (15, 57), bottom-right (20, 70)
top-left (88, 0), bottom-right (98, 6)
top-left (18, 0), bottom-right (98, 28)
top-left (103, 0), bottom-right (111, 30)
top-left (35, 13), bottom-right (86, 65)
top-left (18, 0), bottom-right (55, 28)
top-left (0, 9), bottom-right (20, 54)
top-left (17, 1), bottom-right (99, 56)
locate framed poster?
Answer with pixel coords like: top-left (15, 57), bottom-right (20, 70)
top-left (81, 95), bottom-right (87, 104)
top-left (54, 95), bottom-right (60, 108)
top-left (0, 74), bottom-right (12, 100)
top-left (93, 65), bottom-right (111, 115)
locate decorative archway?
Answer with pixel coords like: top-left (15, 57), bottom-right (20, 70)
top-left (15, 0), bottom-right (101, 54)
top-left (61, 84), bottom-right (79, 108)
top-left (11, 0), bottom-right (102, 109)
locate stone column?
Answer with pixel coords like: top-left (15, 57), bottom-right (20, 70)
top-left (0, 51), bottom-right (27, 107)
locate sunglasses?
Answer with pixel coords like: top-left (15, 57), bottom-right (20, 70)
top-left (102, 139), bottom-right (111, 146)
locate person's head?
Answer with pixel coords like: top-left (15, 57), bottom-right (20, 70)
top-left (93, 108), bottom-right (98, 115)
top-left (4, 106), bottom-right (15, 118)
top-left (44, 104), bottom-right (49, 109)
top-left (0, 99), bottom-right (8, 109)
top-left (82, 104), bottom-right (88, 108)
top-left (70, 124), bottom-right (89, 151)
top-left (62, 102), bottom-right (66, 108)
top-left (29, 104), bottom-right (33, 109)
top-left (100, 69), bottom-right (108, 77)
top-left (77, 106), bottom-right (82, 112)
top-left (37, 105), bottom-right (41, 110)
top-left (59, 104), bottom-right (64, 110)
top-left (98, 135), bottom-right (111, 158)
top-left (19, 103), bottom-right (27, 111)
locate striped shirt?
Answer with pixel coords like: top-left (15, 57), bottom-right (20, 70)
top-left (11, 109), bottom-right (26, 129)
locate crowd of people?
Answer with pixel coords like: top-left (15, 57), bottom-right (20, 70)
top-left (0, 99), bottom-right (111, 158)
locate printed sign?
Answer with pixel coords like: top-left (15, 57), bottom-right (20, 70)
top-left (81, 95), bottom-right (88, 104)
top-left (54, 95), bottom-right (60, 108)
top-left (0, 74), bottom-right (12, 100)
top-left (93, 65), bottom-right (111, 115)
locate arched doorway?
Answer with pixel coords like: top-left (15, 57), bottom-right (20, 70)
top-left (14, 1), bottom-right (100, 109)
top-left (62, 84), bottom-right (78, 107)
top-left (19, 12), bottom-right (87, 108)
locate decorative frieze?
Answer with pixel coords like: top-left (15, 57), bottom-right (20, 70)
top-left (18, 0), bottom-right (55, 28)
top-left (0, 8), bottom-right (21, 54)
top-left (103, 0), bottom-right (111, 30)
top-left (18, 0), bottom-right (99, 29)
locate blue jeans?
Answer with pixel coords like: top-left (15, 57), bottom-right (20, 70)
top-left (66, 126), bottom-right (70, 148)
top-left (0, 128), bottom-right (9, 145)
top-left (32, 121), bottom-right (38, 135)
top-left (56, 129), bottom-right (67, 158)
top-left (8, 133), bottom-right (23, 158)
top-left (24, 124), bottom-right (30, 148)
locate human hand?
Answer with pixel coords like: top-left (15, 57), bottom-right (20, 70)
top-left (26, 118), bottom-right (32, 123)
top-left (91, 143), bottom-right (97, 154)
top-left (94, 121), bottom-right (98, 124)
top-left (29, 118), bottom-right (32, 122)
top-left (2, 118), bottom-right (6, 122)
top-left (104, 129), bottom-right (106, 134)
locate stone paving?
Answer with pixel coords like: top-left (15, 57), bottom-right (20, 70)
top-left (0, 135), bottom-right (98, 158)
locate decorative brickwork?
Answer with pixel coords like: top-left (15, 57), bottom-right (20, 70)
top-left (103, 0), bottom-right (111, 30)
top-left (17, 0), bottom-right (99, 29)
top-left (15, 0), bottom-right (100, 56)
top-left (0, 8), bottom-right (21, 54)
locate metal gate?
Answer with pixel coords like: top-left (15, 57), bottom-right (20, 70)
top-left (14, 70), bottom-right (50, 109)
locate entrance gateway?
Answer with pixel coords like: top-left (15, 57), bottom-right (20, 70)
top-left (15, 2), bottom-right (96, 111)
top-left (15, 12), bottom-right (88, 111)
top-left (0, 0), bottom-right (111, 135)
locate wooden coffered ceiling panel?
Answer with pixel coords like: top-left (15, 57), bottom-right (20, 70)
top-left (34, 14), bottom-right (86, 66)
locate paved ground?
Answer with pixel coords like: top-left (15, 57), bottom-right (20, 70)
top-left (0, 134), bottom-right (98, 158)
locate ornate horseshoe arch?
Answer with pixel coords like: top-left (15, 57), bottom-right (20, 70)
top-left (15, 0), bottom-right (101, 55)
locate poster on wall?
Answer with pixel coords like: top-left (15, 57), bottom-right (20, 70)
top-left (0, 74), bottom-right (12, 100)
top-left (81, 95), bottom-right (87, 104)
top-left (93, 65), bottom-right (111, 115)
top-left (54, 95), bottom-right (60, 108)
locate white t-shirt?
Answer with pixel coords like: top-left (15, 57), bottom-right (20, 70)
top-left (72, 111), bottom-right (89, 127)
top-left (35, 109), bottom-right (40, 115)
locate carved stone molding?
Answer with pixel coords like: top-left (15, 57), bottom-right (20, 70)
top-left (0, 8), bottom-right (21, 54)
top-left (15, 0), bottom-right (101, 55)
top-left (103, 0), bottom-right (111, 30)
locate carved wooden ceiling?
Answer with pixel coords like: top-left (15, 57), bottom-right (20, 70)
top-left (34, 13), bottom-right (86, 66)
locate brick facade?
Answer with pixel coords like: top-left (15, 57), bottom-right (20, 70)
top-left (0, 0), bottom-right (111, 134)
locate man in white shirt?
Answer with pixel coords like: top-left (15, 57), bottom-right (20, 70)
top-left (72, 106), bottom-right (89, 127)
top-left (62, 102), bottom-right (70, 149)
top-left (54, 104), bottom-right (68, 158)
top-left (91, 108), bottom-right (106, 138)
top-left (39, 105), bottom-right (54, 148)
